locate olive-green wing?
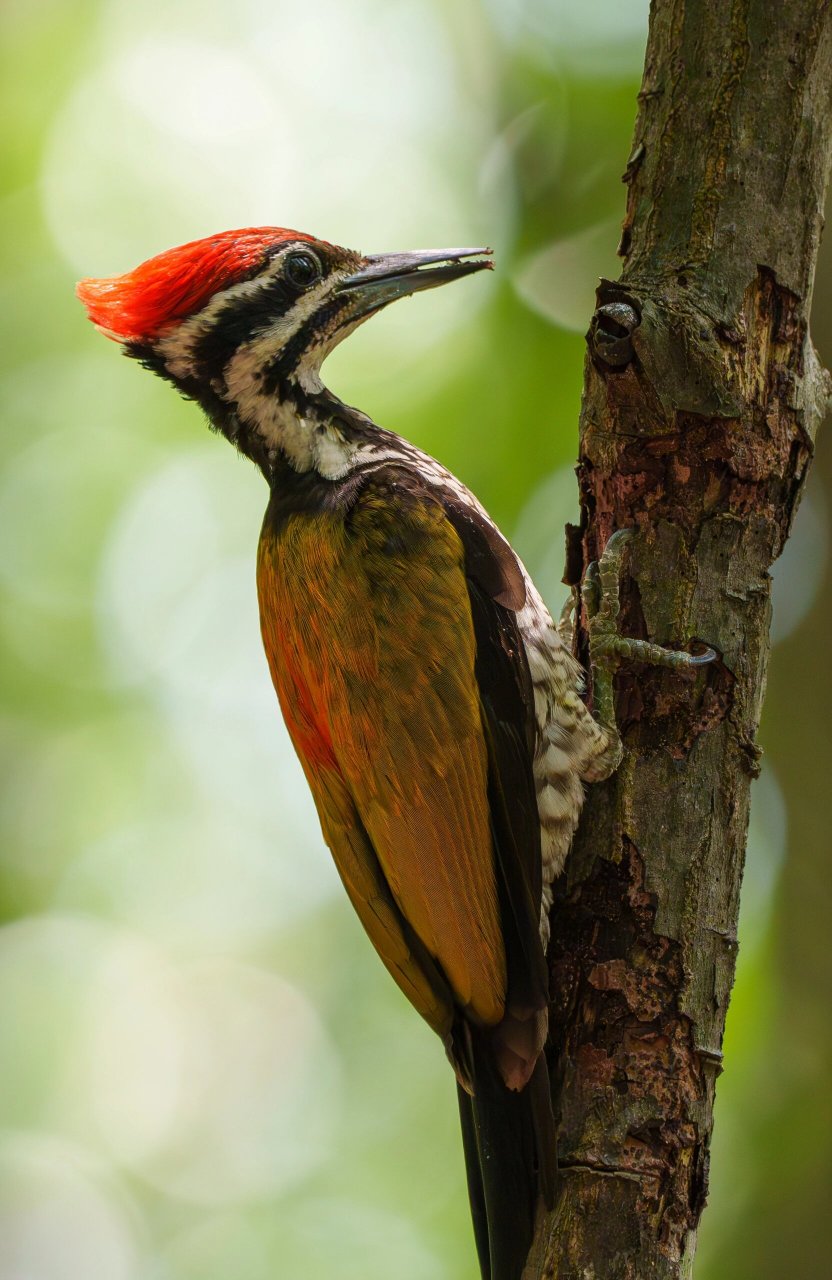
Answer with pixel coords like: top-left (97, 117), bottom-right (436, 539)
top-left (310, 764), bottom-right (456, 1039)
top-left (323, 481), bottom-right (508, 1027)
top-left (258, 467), bottom-right (544, 1040)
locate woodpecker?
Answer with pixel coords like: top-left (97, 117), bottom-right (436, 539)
top-left (77, 228), bottom-right (712, 1280)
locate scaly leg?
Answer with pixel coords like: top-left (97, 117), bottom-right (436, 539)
top-left (556, 591), bottom-right (577, 650)
top-left (583, 529), bottom-right (715, 769)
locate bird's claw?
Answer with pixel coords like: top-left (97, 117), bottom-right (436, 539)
top-left (582, 528), bottom-right (716, 735)
top-left (557, 591), bottom-right (578, 649)
top-left (583, 529), bottom-right (716, 674)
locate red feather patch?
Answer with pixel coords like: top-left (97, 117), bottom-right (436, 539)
top-left (76, 227), bottom-right (316, 343)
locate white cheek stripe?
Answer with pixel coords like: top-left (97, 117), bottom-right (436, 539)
top-left (155, 257), bottom-right (348, 382)
top-left (154, 256), bottom-right (366, 478)
top-left (212, 311), bottom-right (379, 479)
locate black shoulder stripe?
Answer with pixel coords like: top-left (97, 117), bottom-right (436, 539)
top-left (441, 497), bottom-right (527, 613)
top-left (467, 579), bottom-right (545, 1009)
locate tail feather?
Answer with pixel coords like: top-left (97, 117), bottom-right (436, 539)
top-left (456, 1035), bottom-right (555, 1280)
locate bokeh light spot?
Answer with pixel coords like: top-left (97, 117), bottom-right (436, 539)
top-left (0, 1133), bottom-right (141, 1280)
top-left (771, 484), bottom-right (828, 645)
top-left (513, 219), bottom-right (622, 332)
top-left (82, 958), bottom-right (340, 1204)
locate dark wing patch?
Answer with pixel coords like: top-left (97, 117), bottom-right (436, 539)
top-left (468, 579), bottom-right (547, 1016)
top-left (442, 497), bottom-right (527, 612)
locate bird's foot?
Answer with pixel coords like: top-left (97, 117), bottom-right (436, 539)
top-left (583, 528), bottom-right (716, 744)
top-left (556, 591), bottom-right (577, 650)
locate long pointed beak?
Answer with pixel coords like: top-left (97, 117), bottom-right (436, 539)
top-left (337, 247), bottom-right (492, 315)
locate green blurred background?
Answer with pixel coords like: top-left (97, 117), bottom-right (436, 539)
top-left (1, 2), bottom-right (830, 1277)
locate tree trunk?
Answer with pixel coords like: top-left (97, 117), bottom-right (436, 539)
top-left (527, 3), bottom-right (832, 1276)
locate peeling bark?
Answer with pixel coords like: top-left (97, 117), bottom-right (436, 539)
top-left (527, 3), bottom-right (832, 1276)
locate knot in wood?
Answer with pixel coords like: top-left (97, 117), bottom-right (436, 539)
top-left (590, 301), bottom-right (640, 368)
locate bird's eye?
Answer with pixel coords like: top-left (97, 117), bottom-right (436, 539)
top-left (284, 250), bottom-right (322, 289)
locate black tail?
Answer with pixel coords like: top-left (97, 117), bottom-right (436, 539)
top-left (456, 1036), bottom-right (556, 1280)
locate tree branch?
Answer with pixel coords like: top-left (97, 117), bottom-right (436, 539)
top-left (527, 3), bottom-right (832, 1275)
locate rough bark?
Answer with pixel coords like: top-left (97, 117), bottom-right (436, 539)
top-left (526, 3), bottom-right (832, 1277)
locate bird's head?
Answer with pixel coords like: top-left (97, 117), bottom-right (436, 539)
top-left (77, 227), bottom-right (491, 477)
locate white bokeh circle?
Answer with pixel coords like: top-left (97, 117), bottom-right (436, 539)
top-left (0, 915), bottom-right (340, 1207)
top-left (0, 1133), bottom-right (141, 1280)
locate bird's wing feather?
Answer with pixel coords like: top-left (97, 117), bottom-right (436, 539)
top-left (466, 577), bottom-right (547, 1014)
top-left (257, 466), bottom-right (544, 1036)
top-left (327, 479), bottom-right (506, 1026)
top-left (310, 765), bottom-right (456, 1038)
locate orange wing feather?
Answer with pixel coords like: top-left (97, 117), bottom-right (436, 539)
top-left (257, 482), bottom-right (507, 1031)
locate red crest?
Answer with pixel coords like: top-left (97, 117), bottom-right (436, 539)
top-left (76, 227), bottom-right (316, 343)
